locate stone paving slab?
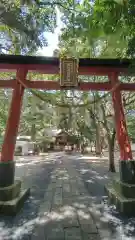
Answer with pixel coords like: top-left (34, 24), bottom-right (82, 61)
top-left (82, 233), bottom-right (101, 240)
top-left (45, 224), bottom-right (65, 240)
top-left (51, 192), bottom-right (63, 210)
top-left (77, 207), bottom-right (98, 233)
top-left (64, 227), bottom-right (82, 240)
top-left (30, 154), bottom-right (101, 240)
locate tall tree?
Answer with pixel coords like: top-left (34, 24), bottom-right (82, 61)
top-left (0, 0), bottom-right (75, 54)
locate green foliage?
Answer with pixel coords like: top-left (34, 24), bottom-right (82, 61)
top-left (127, 115), bottom-right (135, 142)
top-left (0, 0), bottom-right (57, 53)
top-left (58, 0), bottom-right (135, 151)
top-left (1, 0), bottom-right (135, 152)
top-left (0, 90), bottom-right (12, 135)
top-left (59, 0), bottom-right (135, 58)
top-left (92, 0), bottom-right (135, 57)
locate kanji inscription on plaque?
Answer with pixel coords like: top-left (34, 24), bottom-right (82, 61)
top-left (60, 58), bottom-right (78, 87)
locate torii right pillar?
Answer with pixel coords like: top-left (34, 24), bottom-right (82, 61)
top-left (106, 72), bottom-right (135, 216)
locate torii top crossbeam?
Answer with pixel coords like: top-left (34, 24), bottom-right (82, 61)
top-left (0, 54), bottom-right (133, 74)
top-left (0, 54), bottom-right (134, 91)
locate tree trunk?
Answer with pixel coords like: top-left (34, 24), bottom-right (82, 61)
top-left (95, 124), bottom-right (101, 156)
top-left (108, 129), bottom-right (116, 172)
top-left (31, 124), bottom-right (36, 141)
top-left (88, 107), bottom-right (102, 156)
top-left (100, 104), bottom-right (116, 172)
top-left (81, 144), bottom-right (85, 154)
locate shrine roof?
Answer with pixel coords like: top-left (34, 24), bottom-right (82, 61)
top-left (0, 54), bottom-right (133, 69)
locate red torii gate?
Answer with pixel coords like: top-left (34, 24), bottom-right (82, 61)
top-left (0, 54), bottom-right (134, 215)
top-left (0, 55), bottom-right (133, 163)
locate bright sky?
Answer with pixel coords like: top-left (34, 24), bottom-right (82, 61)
top-left (39, 7), bottom-right (63, 56)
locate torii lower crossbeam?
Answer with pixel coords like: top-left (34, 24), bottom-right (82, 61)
top-left (1, 80), bottom-right (135, 91)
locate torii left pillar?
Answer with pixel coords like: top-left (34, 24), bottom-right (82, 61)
top-left (0, 69), bottom-right (30, 216)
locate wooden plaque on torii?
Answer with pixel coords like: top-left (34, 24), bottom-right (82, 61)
top-left (59, 58), bottom-right (78, 87)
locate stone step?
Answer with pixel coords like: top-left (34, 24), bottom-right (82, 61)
top-left (105, 184), bottom-right (135, 216)
top-left (0, 180), bottom-right (21, 201)
top-left (113, 178), bottom-right (135, 198)
top-left (0, 188), bottom-right (30, 216)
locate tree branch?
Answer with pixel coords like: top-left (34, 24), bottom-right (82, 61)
top-left (35, 1), bottom-right (74, 12)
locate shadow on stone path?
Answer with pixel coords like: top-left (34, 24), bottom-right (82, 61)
top-left (0, 153), bottom-right (58, 240)
top-left (0, 153), bottom-right (135, 240)
top-left (73, 154), bottom-right (135, 240)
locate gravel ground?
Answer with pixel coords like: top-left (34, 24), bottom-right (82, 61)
top-left (0, 152), bottom-right (135, 240)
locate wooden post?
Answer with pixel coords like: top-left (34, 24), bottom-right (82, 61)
top-left (0, 69), bottom-right (27, 187)
top-left (1, 69), bottom-right (27, 163)
top-left (109, 72), bottom-right (132, 161)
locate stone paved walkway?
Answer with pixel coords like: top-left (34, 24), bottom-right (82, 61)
top-left (1, 152), bottom-right (135, 239)
top-left (31, 153), bottom-right (101, 240)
